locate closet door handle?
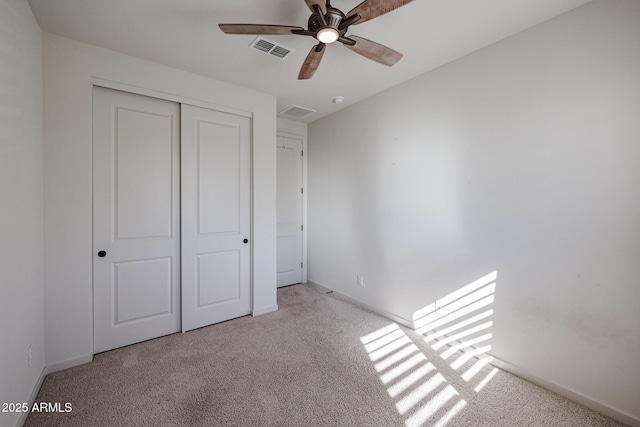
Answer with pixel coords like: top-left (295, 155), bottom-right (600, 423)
top-left (97, 250), bottom-right (107, 257)
top-left (243, 239), bottom-right (248, 244)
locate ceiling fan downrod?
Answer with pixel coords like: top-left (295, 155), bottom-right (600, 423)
top-left (302, 0), bottom-right (361, 45)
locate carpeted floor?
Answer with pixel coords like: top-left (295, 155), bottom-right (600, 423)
top-left (26, 284), bottom-right (626, 426)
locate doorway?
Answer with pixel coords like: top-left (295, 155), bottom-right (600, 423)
top-left (276, 134), bottom-right (304, 287)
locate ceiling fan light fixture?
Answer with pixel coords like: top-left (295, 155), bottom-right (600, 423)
top-left (317, 27), bottom-right (339, 44)
top-left (219, 0), bottom-right (412, 80)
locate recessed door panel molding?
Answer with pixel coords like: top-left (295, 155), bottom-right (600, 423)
top-left (276, 134), bottom-right (304, 287)
top-left (182, 104), bottom-right (251, 332)
top-left (93, 87), bottom-right (181, 354)
top-left (197, 250), bottom-right (241, 308)
top-left (197, 120), bottom-right (241, 236)
top-left (277, 144), bottom-right (297, 226)
top-left (114, 258), bottom-right (173, 325)
top-left (276, 236), bottom-right (296, 273)
top-left (115, 107), bottom-right (174, 240)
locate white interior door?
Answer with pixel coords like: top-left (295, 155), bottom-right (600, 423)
top-left (93, 87), bottom-right (181, 353)
top-left (276, 135), bottom-right (303, 287)
top-left (181, 104), bottom-right (252, 332)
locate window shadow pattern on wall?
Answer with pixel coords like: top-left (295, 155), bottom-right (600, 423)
top-left (360, 271), bottom-right (499, 427)
top-left (414, 271), bottom-right (498, 381)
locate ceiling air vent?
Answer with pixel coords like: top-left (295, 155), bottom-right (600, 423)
top-left (250, 37), bottom-right (294, 60)
top-left (280, 105), bottom-right (316, 119)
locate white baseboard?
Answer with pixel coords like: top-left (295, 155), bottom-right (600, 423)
top-left (489, 355), bottom-right (640, 427)
top-left (46, 354), bottom-right (93, 374)
top-left (306, 280), bottom-right (414, 329)
top-left (17, 366), bottom-right (47, 427)
top-left (252, 304), bottom-right (278, 317)
top-left (306, 280), bottom-right (638, 426)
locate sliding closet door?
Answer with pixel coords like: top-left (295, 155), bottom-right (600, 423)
top-left (181, 105), bottom-right (252, 332)
top-left (93, 87), bottom-right (181, 353)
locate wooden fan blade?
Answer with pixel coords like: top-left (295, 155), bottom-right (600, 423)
top-left (219, 24), bottom-right (305, 35)
top-left (298, 44), bottom-right (326, 80)
top-left (346, 0), bottom-right (414, 25)
top-left (344, 35), bottom-right (402, 66)
top-left (304, 0), bottom-right (327, 15)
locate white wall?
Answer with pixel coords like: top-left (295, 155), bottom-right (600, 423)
top-left (43, 33), bottom-right (277, 370)
top-left (308, 0), bottom-right (640, 423)
top-left (277, 117), bottom-right (307, 137)
top-left (0, 1), bottom-right (44, 426)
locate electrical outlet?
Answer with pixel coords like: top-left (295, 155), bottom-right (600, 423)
top-left (28, 345), bottom-right (32, 367)
top-left (357, 275), bottom-right (364, 287)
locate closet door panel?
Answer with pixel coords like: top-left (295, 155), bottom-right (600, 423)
top-left (181, 104), bottom-right (251, 332)
top-left (93, 87), bottom-right (181, 353)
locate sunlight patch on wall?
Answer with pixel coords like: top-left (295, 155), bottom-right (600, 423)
top-left (359, 272), bottom-right (501, 425)
top-left (413, 271), bottom-right (498, 386)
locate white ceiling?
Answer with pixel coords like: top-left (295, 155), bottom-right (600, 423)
top-left (28, 0), bottom-right (593, 123)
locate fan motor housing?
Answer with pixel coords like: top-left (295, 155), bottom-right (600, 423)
top-left (308, 7), bottom-right (348, 37)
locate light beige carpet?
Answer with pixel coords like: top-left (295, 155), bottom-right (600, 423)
top-left (26, 284), bottom-right (626, 426)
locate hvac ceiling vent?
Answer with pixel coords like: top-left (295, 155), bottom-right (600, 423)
top-left (250, 37), bottom-right (294, 60)
top-left (280, 105), bottom-right (316, 118)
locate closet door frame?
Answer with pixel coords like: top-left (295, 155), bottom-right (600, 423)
top-left (90, 80), bottom-right (256, 353)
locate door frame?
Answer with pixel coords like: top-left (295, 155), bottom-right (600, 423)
top-left (91, 79), bottom-right (256, 353)
top-left (276, 130), bottom-right (308, 284)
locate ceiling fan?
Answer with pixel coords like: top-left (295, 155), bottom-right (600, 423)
top-left (219, 0), bottom-right (414, 79)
